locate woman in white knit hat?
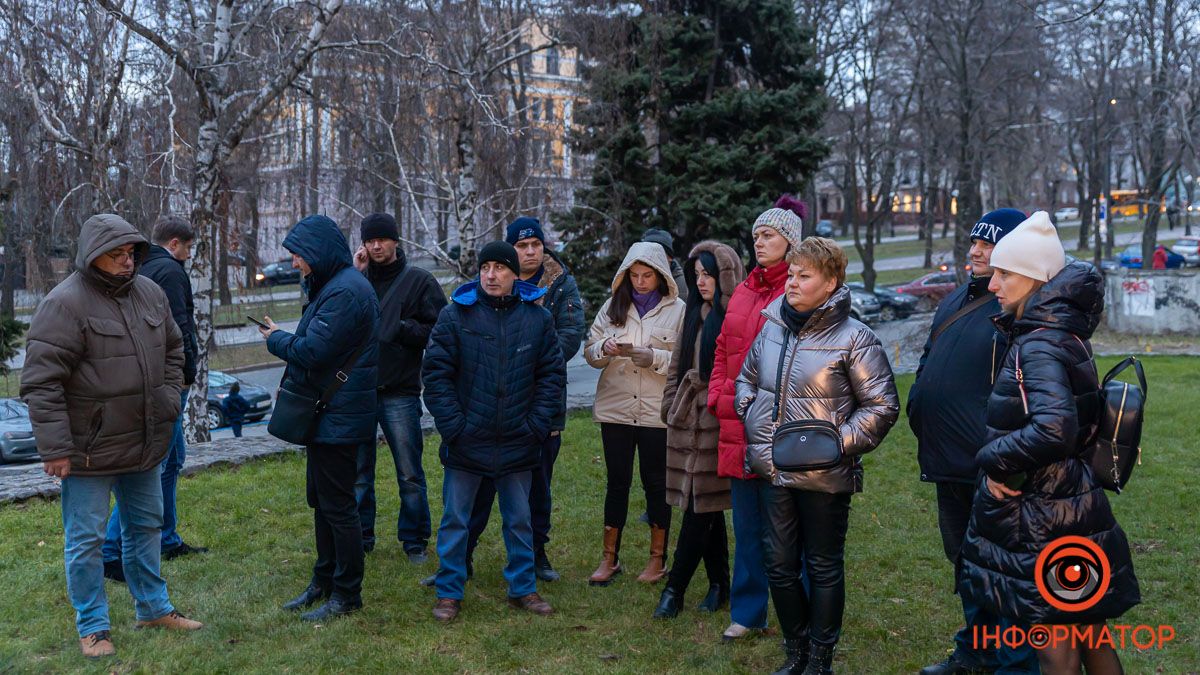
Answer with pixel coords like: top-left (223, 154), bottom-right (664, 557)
top-left (959, 212), bottom-right (1139, 675)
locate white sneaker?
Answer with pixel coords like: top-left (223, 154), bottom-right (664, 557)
top-left (722, 622), bottom-right (755, 641)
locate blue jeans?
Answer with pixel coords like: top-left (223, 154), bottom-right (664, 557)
top-left (467, 434), bottom-right (561, 554)
top-left (730, 477), bottom-right (771, 629)
top-left (355, 395), bottom-right (430, 552)
top-left (62, 466), bottom-right (174, 637)
top-left (435, 467), bottom-right (534, 601)
top-left (103, 389), bottom-right (188, 561)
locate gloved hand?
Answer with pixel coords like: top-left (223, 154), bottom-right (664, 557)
top-left (628, 346), bottom-right (654, 368)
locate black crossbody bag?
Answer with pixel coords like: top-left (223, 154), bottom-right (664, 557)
top-left (769, 333), bottom-right (844, 472)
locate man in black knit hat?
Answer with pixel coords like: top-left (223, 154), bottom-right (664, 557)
top-left (352, 213), bottom-right (446, 562)
top-left (423, 240), bottom-right (565, 622)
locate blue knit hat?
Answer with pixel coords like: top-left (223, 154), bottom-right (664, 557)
top-left (505, 216), bottom-right (544, 245)
top-left (970, 208), bottom-right (1026, 245)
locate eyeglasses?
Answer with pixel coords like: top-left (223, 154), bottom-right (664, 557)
top-left (104, 249), bottom-right (135, 264)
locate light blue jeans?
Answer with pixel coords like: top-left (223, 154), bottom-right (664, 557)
top-left (61, 466), bottom-right (174, 637)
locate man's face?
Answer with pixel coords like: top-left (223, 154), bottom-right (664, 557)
top-left (93, 244), bottom-right (136, 277)
top-left (291, 253), bottom-right (312, 277)
top-left (480, 261), bottom-right (516, 297)
top-left (514, 237), bottom-right (544, 278)
top-left (969, 239), bottom-right (996, 277)
top-left (365, 238), bottom-right (399, 265)
top-left (165, 237), bottom-right (194, 262)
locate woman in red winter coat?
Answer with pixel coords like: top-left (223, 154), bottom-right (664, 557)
top-left (706, 196), bottom-right (805, 641)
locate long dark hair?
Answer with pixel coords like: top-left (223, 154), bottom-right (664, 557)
top-left (607, 264), bottom-right (669, 327)
top-left (677, 251), bottom-right (724, 381)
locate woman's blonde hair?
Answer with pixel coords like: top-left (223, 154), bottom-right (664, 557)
top-left (785, 237), bottom-right (847, 286)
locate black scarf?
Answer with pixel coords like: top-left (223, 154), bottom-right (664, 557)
top-left (780, 300), bottom-right (815, 335)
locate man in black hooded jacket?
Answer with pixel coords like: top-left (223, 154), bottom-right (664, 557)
top-left (908, 208), bottom-right (1037, 675)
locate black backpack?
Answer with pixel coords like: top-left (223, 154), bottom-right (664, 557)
top-left (1084, 357), bottom-right (1147, 493)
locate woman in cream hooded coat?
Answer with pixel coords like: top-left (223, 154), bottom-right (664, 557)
top-left (584, 242), bottom-right (686, 586)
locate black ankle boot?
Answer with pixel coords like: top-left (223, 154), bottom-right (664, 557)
top-left (652, 587), bottom-right (683, 619)
top-left (771, 638), bottom-right (810, 674)
top-left (802, 642), bottom-right (834, 675)
top-left (534, 548), bottom-right (560, 582)
top-left (283, 583), bottom-right (330, 611)
top-left (300, 595), bottom-right (363, 622)
top-left (696, 583), bottom-right (729, 612)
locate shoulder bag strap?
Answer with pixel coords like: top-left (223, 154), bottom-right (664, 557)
top-left (931, 292), bottom-right (995, 345)
top-left (771, 332), bottom-right (791, 428)
top-left (315, 336), bottom-right (371, 413)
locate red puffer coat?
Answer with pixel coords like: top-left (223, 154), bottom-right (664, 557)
top-left (707, 259), bottom-right (788, 479)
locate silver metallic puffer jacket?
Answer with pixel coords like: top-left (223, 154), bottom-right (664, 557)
top-left (735, 287), bottom-right (900, 493)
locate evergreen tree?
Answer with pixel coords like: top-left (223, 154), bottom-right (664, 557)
top-left (560, 0), bottom-right (828, 310)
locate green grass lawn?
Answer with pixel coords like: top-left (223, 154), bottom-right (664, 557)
top-left (0, 357), bottom-right (1197, 672)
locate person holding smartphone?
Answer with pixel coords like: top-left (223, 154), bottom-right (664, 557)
top-left (583, 241), bottom-right (686, 586)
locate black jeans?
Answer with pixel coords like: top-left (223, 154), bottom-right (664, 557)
top-left (666, 503), bottom-right (729, 594)
top-left (599, 423), bottom-right (669, 529)
top-left (935, 481), bottom-right (974, 564)
top-left (763, 486), bottom-right (851, 647)
top-left (467, 434), bottom-right (561, 555)
top-left (306, 443), bottom-right (364, 601)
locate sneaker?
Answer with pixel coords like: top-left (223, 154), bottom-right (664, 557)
top-left (102, 559), bottom-right (126, 584)
top-left (162, 542), bottom-right (209, 560)
top-left (419, 573), bottom-right (437, 588)
top-left (79, 630), bottom-right (115, 658)
top-left (722, 622), bottom-right (757, 642)
top-left (135, 610), bottom-right (203, 631)
top-left (406, 549), bottom-right (429, 565)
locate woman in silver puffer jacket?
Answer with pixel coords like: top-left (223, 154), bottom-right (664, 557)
top-left (735, 237), bottom-right (900, 674)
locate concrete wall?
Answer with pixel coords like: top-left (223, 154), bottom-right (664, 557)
top-left (1105, 267), bottom-right (1200, 335)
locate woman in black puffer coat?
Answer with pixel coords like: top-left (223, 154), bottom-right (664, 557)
top-left (959, 212), bottom-right (1139, 675)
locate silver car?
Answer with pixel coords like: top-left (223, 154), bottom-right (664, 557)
top-left (1171, 237), bottom-right (1200, 267)
top-left (0, 399), bottom-right (38, 464)
top-left (849, 288), bottom-right (882, 324)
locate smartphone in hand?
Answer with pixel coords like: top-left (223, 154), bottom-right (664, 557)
top-left (616, 342), bottom-right (634, 356)
top-left (247, 315), bottom-right (270, 330)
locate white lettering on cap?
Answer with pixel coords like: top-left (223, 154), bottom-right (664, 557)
top-left (970, 221), bottom-right (1001, 242)
top-left (519, 228), bottom-right (536, 239)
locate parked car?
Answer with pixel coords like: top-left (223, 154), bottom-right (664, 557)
top-left (254, 260), bottom-right (301, 286)
top-left (1171, 237), bottom-right (1200, 267)
top-left (815, 219), bottom-right (836, 237)
top-left (847, 281), bottom-right (920, 321)
top-left (1099, 258), bottom-right (1121, 273)
top-left (207, 370), bottom-right (273, 429)
top-left (0, 399), bottom-right (38, 464)
top-left (1119, 244), bottom-right (1185, 269)
top-left (1053, 207), bottom-right (1080, 222)
top-left (849, 288), bottom-right (882, 324)
top-left (893, 271), bottom-right (959, 311)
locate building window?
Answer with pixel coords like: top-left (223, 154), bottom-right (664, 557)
top-left (545, 47), bottom-right (559, 76)
top-left (530, 98), bottom-right (541, 121)
top-left (544, 98), bottom-right (555, 122)
top-left (518, 42), bottom-right (532, 72)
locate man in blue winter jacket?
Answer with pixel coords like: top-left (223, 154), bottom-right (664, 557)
top-left (909, 208), bottom-right (1038, 675)
top-left (258, 215), bottom-right (379, 623)
top-left (422, 241), bottom-right (565, 623)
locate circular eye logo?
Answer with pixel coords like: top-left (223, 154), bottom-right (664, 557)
top-left (1035, 536), bottom-right (1110, 613)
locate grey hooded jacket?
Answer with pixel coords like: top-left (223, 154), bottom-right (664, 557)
top-left (735, 287), bottom-right (899, 493)
top-left (21, 214), bottom-right (184, 475)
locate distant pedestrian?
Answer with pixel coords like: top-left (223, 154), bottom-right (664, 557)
top-left (22, 213), bottom-right (203, 658)
top-left (351, 213), bottom-right (447, 561)
top-left (423, 241), bottom-right (565, 623)
top-left (262, 215), bottom-right (379, 623)
top-left (584, 242), bottom-right (686, 587)
top-left (222, 382), bottom-right (251, 438)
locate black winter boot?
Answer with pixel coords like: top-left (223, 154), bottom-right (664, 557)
top-left (802, 642), bottom-right (834, 675)
top-left (652, 587), bottom-right (683, 619)
top-left (771, 638), bottom-right (810, 675)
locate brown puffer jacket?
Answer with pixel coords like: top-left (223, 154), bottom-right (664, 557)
top-left (21, 214), bottom-right (184, 475)
top-left (735, 288), bottom-right (899, 493)
top-left (661, 240), bottom-right (744, 513)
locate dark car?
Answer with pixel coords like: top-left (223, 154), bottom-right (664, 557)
top-left (815, 220), bottom-right (836, 237)
top-left (848, 288), bottom-right (882, 324)
top-left (847, 281), bottom-right (920, 321)
top-left (254, 260), bottom-right (301, 286)
top-left (1119, 244), bottom-right (1185, 269)
top-left (893, 271), bottom-right (959, 311)
top-left (0, 399), bottom-right (38, 464)
top-left (207, 370), bottom-right (273, 429)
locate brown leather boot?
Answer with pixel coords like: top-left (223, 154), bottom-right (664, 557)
top-left (135, 610), bottom-right (203, 631)
top-left (79, 630), bottom-right (115, 658)
top-left (588, 526), bottom-right (622, 586)
top-left (432, 598), bottom-right (461, 623)
top-left (636, 525), bottom-right (668, 583)
top-left (507, 592), bottom-right (555, 616)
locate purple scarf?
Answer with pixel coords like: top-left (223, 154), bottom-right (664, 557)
top-left (631, 289), bottom-right (662, 318)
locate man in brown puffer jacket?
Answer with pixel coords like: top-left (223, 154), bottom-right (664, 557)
top-left (21, 213), bottom-right (202, 659)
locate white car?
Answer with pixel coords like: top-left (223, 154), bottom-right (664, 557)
top-left (1053, 207), bottom-right (1080, 222)
top-left (1171, 237), bottom-right (1200, 267)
